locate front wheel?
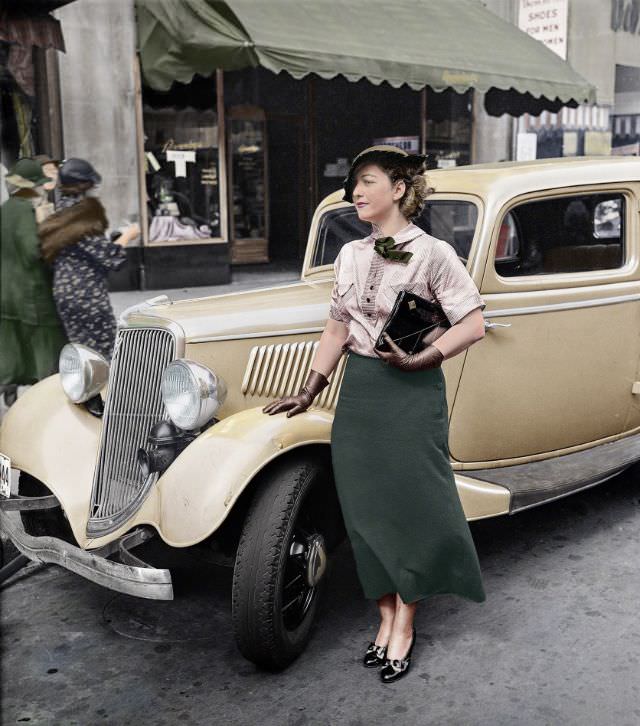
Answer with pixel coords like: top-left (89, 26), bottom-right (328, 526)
top-left (231, 452), bottom-right (334, 670)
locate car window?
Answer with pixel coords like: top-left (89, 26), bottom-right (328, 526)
top-left (495, 193), bottom-right (625, 277)
top-left (312, 200), bottom-right (479, 268)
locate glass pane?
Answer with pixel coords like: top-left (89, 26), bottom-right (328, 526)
top-left (229, 119), bottom-right (266, 239)
top-left (143, 107), bottom-right (221, 242)
top-left (495, 193), bottom-right (625, 277)
top-left (413, 200), bottom-right (478, 261)
top-left (312, 200), bottom-right (478, 268)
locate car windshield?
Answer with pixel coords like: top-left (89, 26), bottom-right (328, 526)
top-left (311, 199), bottom-right (479, 269)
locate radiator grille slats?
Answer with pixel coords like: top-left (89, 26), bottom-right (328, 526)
top-left (86, 328), bottom-right (175, 536)
top-left (241, 341), bottom-right (346, 408)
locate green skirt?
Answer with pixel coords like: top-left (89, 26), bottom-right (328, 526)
top-left (330, 351), bottom-right (486, 605)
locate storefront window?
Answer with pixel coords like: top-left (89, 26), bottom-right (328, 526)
top-left (425, 88), bottom-right (473, 168)
top-left (142, 75), bottom-right (223, 244)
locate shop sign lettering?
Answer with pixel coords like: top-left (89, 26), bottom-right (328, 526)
top-left (166, 150), bottom-right (196, 178)
top-left (518, 0), bottom-right (568, 59)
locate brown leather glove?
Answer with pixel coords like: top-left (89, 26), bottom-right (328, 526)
top-left (374, 332), bottom-right (444, 372)
top-left (262, 369), bottom-right (330, 417)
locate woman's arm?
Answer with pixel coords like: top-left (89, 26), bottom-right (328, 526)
top-left (430, 307), bottom-right (485, 360)
top-left (308, 318), bottom-right (349, 377)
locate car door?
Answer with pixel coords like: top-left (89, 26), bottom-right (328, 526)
top-left (449, 184), bottom-right (640, 464)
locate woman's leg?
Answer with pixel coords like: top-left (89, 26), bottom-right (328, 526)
top-left (386, 592), bottom-right (418, 659)
top-left (373, 592), bottom-right (396, 646)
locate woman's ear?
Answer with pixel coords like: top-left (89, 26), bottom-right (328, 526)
top-left (392, 179), bottom-right (406, 201)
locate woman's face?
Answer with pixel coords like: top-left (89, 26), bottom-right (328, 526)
top-left (351, 162), bottom-right (405, 223)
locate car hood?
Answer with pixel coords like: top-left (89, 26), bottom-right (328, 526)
top-left (123, 279), bottom-right (333, 342)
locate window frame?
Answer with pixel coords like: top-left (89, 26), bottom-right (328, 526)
top-left (302, 192), bottom-right (485, 279)
top-left (487, 184), bottom-right (637, 293)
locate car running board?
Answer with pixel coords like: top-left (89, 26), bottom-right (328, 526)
top-left (464, 431), bottom-right (640, 513)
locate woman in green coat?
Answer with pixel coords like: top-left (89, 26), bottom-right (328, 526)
top-left (0, 158), bottom-right (67, 397)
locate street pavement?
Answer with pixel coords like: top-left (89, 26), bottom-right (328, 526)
top-left (2, 465), bottom-right (640, 725)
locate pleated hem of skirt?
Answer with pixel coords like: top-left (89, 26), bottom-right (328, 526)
top-left (363, 584), bottom-right (487, 606)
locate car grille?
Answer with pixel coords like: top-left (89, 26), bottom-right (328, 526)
top-left (86, 327), bottom-right (176, 537)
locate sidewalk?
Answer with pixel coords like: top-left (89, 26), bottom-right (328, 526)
top-left (109, 263), bottom-right (302, 318)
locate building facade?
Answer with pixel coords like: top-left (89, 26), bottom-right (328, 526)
top-left (23, 0), bottom-right (634, 290)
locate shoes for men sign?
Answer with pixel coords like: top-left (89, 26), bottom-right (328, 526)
top-left (518, 0), bottom-right (568, 59)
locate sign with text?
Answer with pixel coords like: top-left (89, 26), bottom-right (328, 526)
top-left (518, 0), bottom-right (568, 59)
top-left (372, 136), bottom-right (420, 153)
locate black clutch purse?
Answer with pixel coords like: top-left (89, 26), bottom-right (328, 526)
top-left (374, 290), bottom-right (451, 354)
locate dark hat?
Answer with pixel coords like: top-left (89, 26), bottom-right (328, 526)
top-left (342, 145), bottom-right (428, 203)
top-left (58, 157), bottom-right (102, 186)
top-left (6, 157), bottom-right (49, 188)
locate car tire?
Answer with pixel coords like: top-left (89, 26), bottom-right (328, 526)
top-left (231, 452), bottom-right (332, 671)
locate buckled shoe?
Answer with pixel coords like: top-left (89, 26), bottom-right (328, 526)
top-left (363, 641), bottom-right (388, 668)
top-left (379, 626), bottom-right (416, 683)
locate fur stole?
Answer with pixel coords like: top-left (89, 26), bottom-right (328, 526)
top-left (39, 197), bottom-right (108, 263)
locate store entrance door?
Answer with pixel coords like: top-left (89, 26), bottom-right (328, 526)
top-left (267, 112), bottom-right (308, 263)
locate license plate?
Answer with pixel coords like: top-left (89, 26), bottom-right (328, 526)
top-left (0, 453), bottom-right (11, 498)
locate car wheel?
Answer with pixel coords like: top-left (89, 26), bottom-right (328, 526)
top-left (231, 452), bottom-right (332, 671)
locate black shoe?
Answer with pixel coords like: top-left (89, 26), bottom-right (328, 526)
top-left (363, 641), bottom-right (388, 668)
top-left (379, 627), bottom-right (416, 683)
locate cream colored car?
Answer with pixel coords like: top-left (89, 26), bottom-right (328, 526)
top-left (1, 157), bottom-right (638, 670)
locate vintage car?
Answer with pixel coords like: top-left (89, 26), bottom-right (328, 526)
top-left (1, 156), bottom-right (639, 670)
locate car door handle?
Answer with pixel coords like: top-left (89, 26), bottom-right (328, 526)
top-left (484, 319), bottom-right (512, 329)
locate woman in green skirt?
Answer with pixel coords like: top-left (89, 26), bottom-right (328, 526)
top-left (263, 145), bottom-right (487, 683)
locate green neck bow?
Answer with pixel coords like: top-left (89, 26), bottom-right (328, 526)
top-left (373, 236), bottom-right (413, 263)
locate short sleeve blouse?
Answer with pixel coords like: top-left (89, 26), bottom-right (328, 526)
top-left (327, 222), bottom-right (485, 358)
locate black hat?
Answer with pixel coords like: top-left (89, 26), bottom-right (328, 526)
top-left (342, 145), bottom-right (428, 203)
top-left (58, 157), bottom-right (102, 186)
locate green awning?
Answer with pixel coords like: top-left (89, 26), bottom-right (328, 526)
top-left (136, 0), bottom-right (595, 111)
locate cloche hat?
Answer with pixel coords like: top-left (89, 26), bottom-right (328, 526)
top-left (342, 145), bottom-right (428, 203)
top-left (6, 158), bottom-right (49, 188)
top-left (58, 157), bottom-right (102, 186)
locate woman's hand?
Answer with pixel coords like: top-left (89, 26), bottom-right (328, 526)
top-left (262, 389), bottom-right (314, 418)
top-left (262, 369), bottom-right (330, 417)
top-left (115, 223), bottom-right (140, 247)
top-left (374, 332), bottom-right (444, 372)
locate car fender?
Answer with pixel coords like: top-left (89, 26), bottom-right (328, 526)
top-left (156, 406), bottom-right (333, 546)
top-left (0, 374), bottom-right (109, 547)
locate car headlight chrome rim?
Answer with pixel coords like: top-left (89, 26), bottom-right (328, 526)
top-left (59, 343), bottom-right (109, 403)
top-left (161, 360), bottom-right (227, 430)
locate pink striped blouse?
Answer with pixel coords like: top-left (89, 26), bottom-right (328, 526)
top-left (328, 221), bottom-right (486, 358)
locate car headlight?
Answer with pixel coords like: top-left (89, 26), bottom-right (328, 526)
top-left (59, 343), bottom-right (109, 403)
top-left (161, 360), bottom-right (227, 430)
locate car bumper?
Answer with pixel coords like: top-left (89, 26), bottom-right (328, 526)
top-left (0, 495), bottom-right (173, 600)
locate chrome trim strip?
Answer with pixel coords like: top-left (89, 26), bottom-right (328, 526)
top-left (189, 293), bottom-right (640, 342)
top-left (483, 292), bottom-right (640, 318)
top-left (190, 327), bottom-right (326, 344)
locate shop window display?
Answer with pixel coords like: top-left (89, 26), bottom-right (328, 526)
top-left (142, 74), bottom-right (223, 244)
